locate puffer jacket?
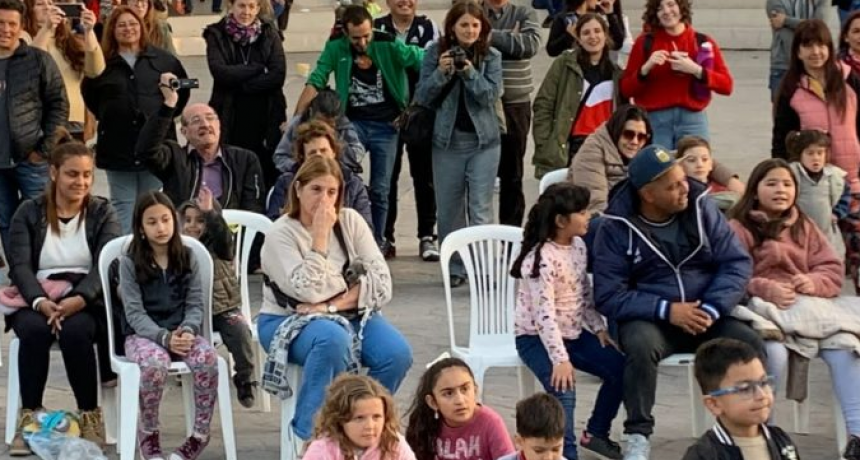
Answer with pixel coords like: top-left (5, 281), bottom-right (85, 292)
top-left (415, 42), bottom-right (504, 150)
top-left (197, 209), bottom-right (241, 316)
top-left (591, 178), bottom-right (752, 322)
top-left (532, 50), bottom-right (622, 179)
top-left (136, 105), bottom-right (265, 213)
top-left (682, 422), bottom-right (800, 460)
top-left (2, 40), bottom-right (69, 162)
top-left (82, 45), bottom-right (190, 171)
top-left (266, 165), bottom-right (373, 231)
top-left (6, 195), bottom-right (120, 312)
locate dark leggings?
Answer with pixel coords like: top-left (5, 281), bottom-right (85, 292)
top-left (8, 308), bottom-right (99, 411)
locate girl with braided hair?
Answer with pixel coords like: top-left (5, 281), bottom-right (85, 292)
top-left (511, 182), bottom-right (625, 460)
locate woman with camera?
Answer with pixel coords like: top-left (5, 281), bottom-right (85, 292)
top-left (82, 5), bottom-right (189, 233)
top-left (204, 0), bottom-right (287, 190)
top-left (257, 155), bottom-right (412, 451)
top-left (23, 0), bottom-right (105, 140)
top-left (414, 0), bottom-right (502, 287)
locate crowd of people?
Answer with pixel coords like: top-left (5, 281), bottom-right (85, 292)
top-left (1, 0), bottom-right (860, 459)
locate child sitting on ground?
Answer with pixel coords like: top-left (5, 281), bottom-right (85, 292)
top-left (511, 182), bottom-right (624, 460)
top-left (178, 185), bottom-right (257, 408)
top-left (405, 357), bottom-right (515, 460)
top-left (683, 338), bottom-right (798, 460)
top-left (499, 393), bottom-right (567, 460)
top-left (304, 374), bottom-right (416, 460)
top-left (676, 135), bottom-right (742, 211)
top-left (785, 129), bottom-right (850, 261)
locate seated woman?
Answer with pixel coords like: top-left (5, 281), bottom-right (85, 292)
top-left (3, 130), bottom-right (121, 456)
top-left (272, 88), bottom-right (365, 174)
top-left (570, 104), bottom-right (740, 214)
top-left (728, 158), bottom-right (860, 459)
top-left (266, 120), bottom-right (372, 230)
top-left (258, 155), bottom-right (412, 449)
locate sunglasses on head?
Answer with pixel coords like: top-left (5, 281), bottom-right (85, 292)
top-left (621, 129), bottom-right (649, 143)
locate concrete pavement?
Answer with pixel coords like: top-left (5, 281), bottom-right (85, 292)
top-left (0, 50), bottom-right (851, 459)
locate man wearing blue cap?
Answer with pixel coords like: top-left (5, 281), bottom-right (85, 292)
top-left (590, 144), bottom-right (763, 460)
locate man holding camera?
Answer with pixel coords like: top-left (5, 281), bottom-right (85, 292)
top-left (294, 5), bottom-right (424, 248)
top-left (134, 73), bottom-right (265, 213)
top-left (483, 0), bottom-right (541, 226)
top-left (0, 0), bottom-right (68, 255)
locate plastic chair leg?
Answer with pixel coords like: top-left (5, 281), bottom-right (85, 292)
top-left (181, 373), bottom-right (195, 438)
top-left (280, 365), bottom-right (302, 460)
top-left (217, 356), bottom-right (238, 460)
top-left (4, 338), bottom-right (20, 445)
top-left (688, 364), bottom-right (709, 437)
top-left (257, 344), bottom-right (271, 413)
top-left (516, 366), bottom-right (536, 398)
top-left (471, 363), bottom-right (487, 403)
top-left (793, 399), bottom-right (810, 434)
top-left (101, 386), bottom-right (118, 445)
top-left (118, 365), bottom-right (141, 460)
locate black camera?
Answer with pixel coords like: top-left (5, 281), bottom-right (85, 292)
top-left (169, 78), bottom-right (200, 90)
top-left (449, 45), bottom-right (467, 70)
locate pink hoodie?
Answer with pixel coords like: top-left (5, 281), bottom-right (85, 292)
top-left (303, 434), bottom-right (416, 460)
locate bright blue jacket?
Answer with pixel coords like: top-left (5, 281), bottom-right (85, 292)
top-left (591, 179), bottom-right (752, 323)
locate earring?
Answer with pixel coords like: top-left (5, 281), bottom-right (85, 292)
top-left (434, 410), bottom-right (439, 420)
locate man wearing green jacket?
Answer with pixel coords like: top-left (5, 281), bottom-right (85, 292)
top-left (294, 5), bottom-right (424, 247)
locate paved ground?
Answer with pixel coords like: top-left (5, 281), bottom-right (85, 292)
top-left (0, 50), bottom-right (851, 459)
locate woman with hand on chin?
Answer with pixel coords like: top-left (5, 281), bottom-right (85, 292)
top-left (620, 0), bottom-right (733, 149)
top-left (257, 155), bottom-right (412, 451)
top-left (545, 0), bottom-right (624, 58)
top-left (414, 1), bottom-right (502, 287)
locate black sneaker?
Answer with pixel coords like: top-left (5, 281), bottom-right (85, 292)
top-left (234, 377), bottom-right (257, 409)
top-left (419, 237), bottom-right (440, 262)
top-left (579, 431), bottom-right (622, 460)
top-left (845, 435), bottom-right (860, 460)
top-left (380, 240), bottom-right (396, 260)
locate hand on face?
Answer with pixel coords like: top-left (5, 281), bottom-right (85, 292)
top-left (310, 194), bottom-right (338, 238)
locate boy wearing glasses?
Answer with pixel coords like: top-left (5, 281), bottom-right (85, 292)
top-left (683, 338), bottom-right (799, 460)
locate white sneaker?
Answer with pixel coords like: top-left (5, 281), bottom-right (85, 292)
top-left (623, 434), bottom-right (650, 460)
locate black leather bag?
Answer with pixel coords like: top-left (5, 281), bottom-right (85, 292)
top-left (395, 78), bottom-right (458, 145)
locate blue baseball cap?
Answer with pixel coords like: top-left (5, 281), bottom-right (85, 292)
top-left (628, 144), bottom-right (677, 190)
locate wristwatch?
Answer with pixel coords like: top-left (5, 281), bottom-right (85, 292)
top-left (326, 304), bottom-right (338, 314)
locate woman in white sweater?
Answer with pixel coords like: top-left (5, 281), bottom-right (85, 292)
top-left (257, 155), bottom-right (413, 449)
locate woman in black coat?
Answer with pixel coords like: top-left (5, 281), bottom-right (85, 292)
top-left (81, 6), bottom-right (190, 234)
top-left (204, 0), bottom-right (287, 189)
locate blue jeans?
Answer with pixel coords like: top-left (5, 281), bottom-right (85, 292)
top-left (647, 107), bottom-right (709, 150)
top-left (0, 161), bottom-right (50, 251)
top-left (353, 120), bottom-right (399, 243)
top-left (258, 313), bottom-right (413, 440)
top-left (517, 332), bottom-right (625, 460)
top-left (104, 170), bottom-right (163, 234)
top-left (769, 68), bottom-right (786, 103)
top-left (433, 130), bottom-right (501, 277)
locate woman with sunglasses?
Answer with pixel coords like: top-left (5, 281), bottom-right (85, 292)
top-left (569, 104), bottom-right (739, 214)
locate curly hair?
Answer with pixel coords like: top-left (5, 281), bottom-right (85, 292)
top-left (642, 0), bottom-right (692, 31)
top-left (292, 120), bottom-right (343, 165)
top-left (312, 375), bottom-right (401, 460)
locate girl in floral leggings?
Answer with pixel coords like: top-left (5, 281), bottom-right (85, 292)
top-left (118, 191), bottom-right (218, 460)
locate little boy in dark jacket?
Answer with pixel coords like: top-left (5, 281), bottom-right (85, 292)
top-left (683, 339), bottom-right (800, 460)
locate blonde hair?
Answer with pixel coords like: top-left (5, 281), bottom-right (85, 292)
top-left (285, 155), bottom-right (345, 218)
top-left (312, 375), bottom-right (402, 460)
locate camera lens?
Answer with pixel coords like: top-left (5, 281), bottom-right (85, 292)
top-left (169, 79), bottom-right (179, 90)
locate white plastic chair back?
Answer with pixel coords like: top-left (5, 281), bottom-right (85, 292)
top-left (221, 210), bottom-right (274, 325)
top-left (440, 225), bottom-right (522, 354)
top-left (538, 168), bottom-right (569, 194)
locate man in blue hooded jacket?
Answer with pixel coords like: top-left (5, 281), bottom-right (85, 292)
top-left (591, 145), bottom-right (764, 460)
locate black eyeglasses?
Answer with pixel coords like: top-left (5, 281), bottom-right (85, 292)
top-left (708, 376), bottom-right (775, 400)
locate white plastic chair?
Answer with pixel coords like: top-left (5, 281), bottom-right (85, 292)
top-left (538, 168), bottom-right (570, 195)
top-left (98, 235), bottom-right (237, 460)
top-left (658, 353), bottom-right (710, 437)
top-left (279, 364), bottom-right (304, 460)
top-left (793, 363), bottom-right (848, 459)
top-left (221, 209), bottom-right (274, 412)
top-left (439, 224), bottom-right (536, 401)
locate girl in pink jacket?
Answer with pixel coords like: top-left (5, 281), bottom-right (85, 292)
top-left (728, 158), bottom-right (860, 460)
top-left (304, 374), bottom-right (416, 460)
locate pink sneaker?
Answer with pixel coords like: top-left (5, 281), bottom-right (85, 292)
top-left (138, 430), bottom-right (164, 460)
top-left (169, 434), bottom-right (210, 460)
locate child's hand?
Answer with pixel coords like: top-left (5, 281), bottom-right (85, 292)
top-left (551, 361), bottom-right (575, 392)
top-left (791, 274), bottom-right (815, 295)
top-left (169, 330), bottom-right (193, 356)
top-left (597, 330), bottom-right (620, 351)
top-left (772, 282), bottom-right (797, 309)
top-left (197, 184), bottom-right (214, 212)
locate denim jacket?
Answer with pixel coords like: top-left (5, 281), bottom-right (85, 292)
top-left (415, 42), bottom-right (503, 150)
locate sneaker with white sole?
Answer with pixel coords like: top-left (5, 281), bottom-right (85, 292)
top-left (623, 434), bottom-right (650, 460)
top-left (419, 237), bottom-right (440, 262)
